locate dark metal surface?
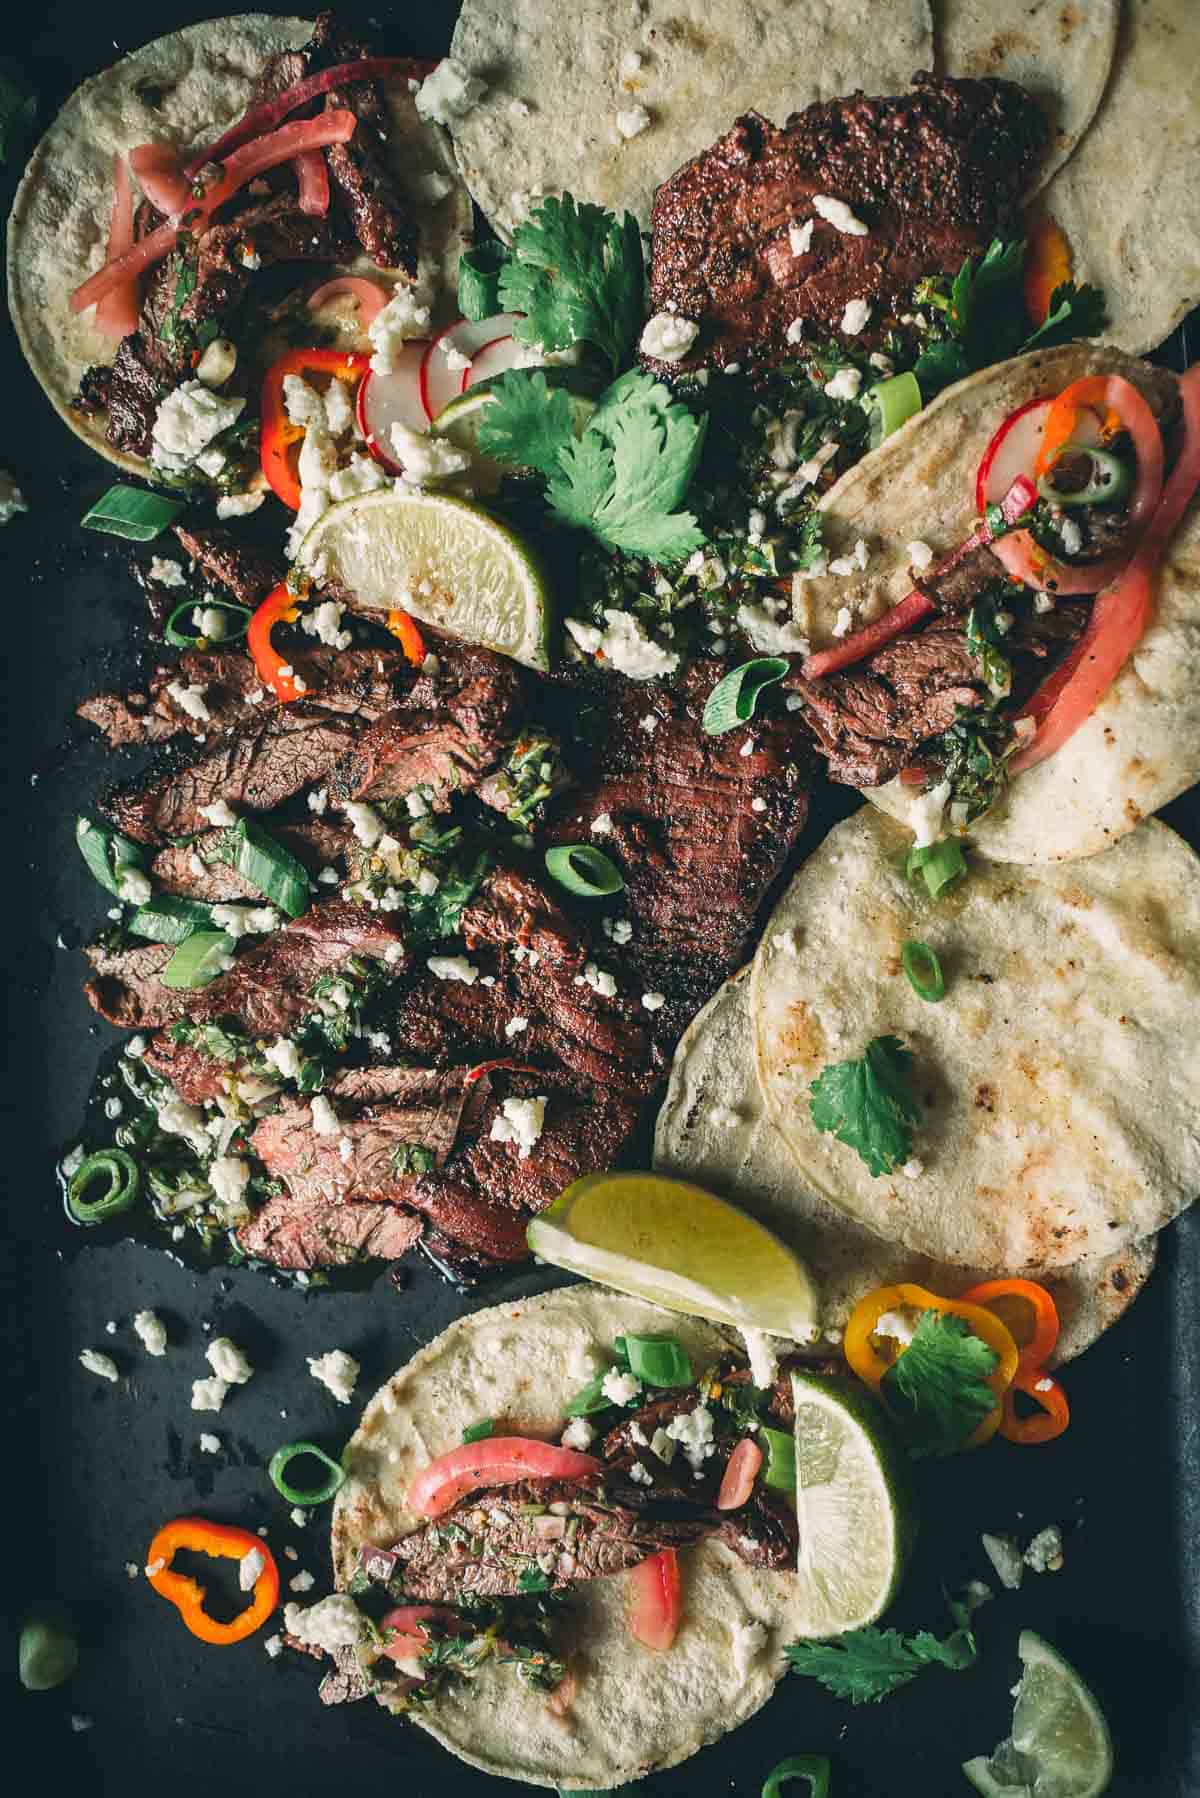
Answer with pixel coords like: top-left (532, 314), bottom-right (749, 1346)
top-left (5, 7), bottom-right (1198, 1793)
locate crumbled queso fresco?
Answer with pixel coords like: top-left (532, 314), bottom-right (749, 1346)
top-left (206, 1337), bottom-right (254, 1385)
top-left (489, 1094), bottom-right (548, 1158)
top-left (639, 312), bottom-right (699, 364)
top-left (151, 381), bottom-right (245, 478)
top-left (566, 610), bottom-right (679, 680)
top-left (307, 1349), bottom-right (360, 1404)
top-left (283, 1594), bottom-right (363, 1652)
top-left (414, 57), bottom-right (487, 127)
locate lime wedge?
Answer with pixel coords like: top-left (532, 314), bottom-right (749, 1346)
top-left (964, 1631), bottom-right (1113, 1798)
top-left (432, 368), bottom-right (599, 493)
top-left (789, 1370), bottom-right (917, 1638)
top-left (526, 1171), bottom-right (818, 1341)
top-left (295, 488), bottom-right (552, 670)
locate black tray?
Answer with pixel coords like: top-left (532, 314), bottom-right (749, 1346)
top-left (7, 7), bottom-right (1198, 1794)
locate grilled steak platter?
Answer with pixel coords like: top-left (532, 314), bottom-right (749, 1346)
top-left (9, 4), bottom-right (1200, 1794)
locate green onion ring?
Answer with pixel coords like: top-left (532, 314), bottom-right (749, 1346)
top-left (544, 843), bottom-right (624, 897)
top-left (1036, 442), bottom-right (1133, 511)
top-left (462, 1418), bottom-right (494, 1445)
top-left (67, 1149), bottom-right (141, 1225)
top-left (905, 838), bottom-right (967, 900)
top-left (268, 1441), bottom-right (347, 1506)
top-left (761, 1755), bottom-right (832, 1798)
top-left (165, 597), bottom-right (252, 649)
top-left (702, 657), bottom-right (789, 736)
top-left (901, 939), bottom-right (946, 1002)
top-left (865, 369), bottom-right (922, 449)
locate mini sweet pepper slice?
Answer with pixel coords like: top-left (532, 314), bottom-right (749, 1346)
top-left (260, 347), bottom-right (370, 510)
top-left (146, 1516), bottom-right (279, 1645)
top-left (843, 1282), bottom-right (1018, 1448)
top-left (959, 1277), bottom-right (1060, 1372)
top-left (247, 580), bottom-right (305, 702)
top-left (999, 1367), bottom-right (1071, 1445)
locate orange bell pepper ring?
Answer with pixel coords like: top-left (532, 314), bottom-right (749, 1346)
top-left (260, 347), bottom-right (370, 510)
top-left (843, 1282), bottom-right (1019, 1448)
top-left (999, 1367), bottom-right (1071, 1446)
top-left (386, 608), bottom-right (427, 666)
top-left (959, 1277), bottom-right (1059, 1372)
top-left (146, 1517), bottom-right (280, 1645)
top-left (248, 581), bottom-right (307, 703)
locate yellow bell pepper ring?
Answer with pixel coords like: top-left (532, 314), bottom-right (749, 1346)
top-left (842, 1282), bottom-right (1019, 1448)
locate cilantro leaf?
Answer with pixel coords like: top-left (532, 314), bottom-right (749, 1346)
top-left (1020, 281), bottom-right (1107, 352)
top-left (785, 1619), bottom-right (977, 1704)
top-left (546, 430), bottom-right (619, 533)
top-left (882, 1310), bottom-right (1000, 1458)
top-left (912, 337), bottom-right (969, 400)
top-left (499, 195), bottom-right (645, 374)
top-left (808, 1035), bottom-right (920, 1177)
top-left (475, 371), bottom-right (576, 480)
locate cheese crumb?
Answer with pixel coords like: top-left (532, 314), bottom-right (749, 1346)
top-left (840, 298), bottom-right (871, 335)
top-left (489, 1094), bottom-right (548, 1159)
top-left (79, 1348), bottom-right (119, 1382)
top-left (812, 194), bottom-right (869, 236)
top-left (639, 312), bottom-right (699, 364)
top-left (132, 1311), bottom-right (168, 1357)
top-left (307, 1349), bottom-right (361, 1404)
top-left (206, 1337), bottom-right (253, 1385)
top-left (788, 219), bottom-right (814, 258)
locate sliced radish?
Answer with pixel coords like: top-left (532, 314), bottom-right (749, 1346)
top-left (465, 335), bottom-right (531, 392)
top-left (358, 340), bottom-right (430, 474)
top-left (419, 313), bottom-right (524, 421)
top-left (975, 398), bottom-right (1053, 513)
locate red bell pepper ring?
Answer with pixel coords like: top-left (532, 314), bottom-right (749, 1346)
top-left (248, 582), bottom-right (306, 702)
top-left (260, 347), bottom-right (371, 511)
top-left (145, 1517), bottom-right (279, 1645)
top-left (999, 1367), bottom-right (1071, 1445)
top-left (628, 1547), bottom-right (682, 1652)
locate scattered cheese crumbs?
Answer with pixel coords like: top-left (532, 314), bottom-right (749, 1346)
top-left (79, 1348), bottom-right (119, 1382)
top-left (145, 1559), bottom-right (166, 1578)
top-left (628, 1461), bottom-right (653, 1485)
top-left (414, 57), bottom-right (487, 127)
top-left (198, 798), bottom-right (237, 827)
top-left (840, 297), bottom-right (871, 335)
top-left (561, 1417), bottom-right (595, 1450)
top-left (264, 1634), bottom-right (283, 1658)
top-left (132, 1311), bottom-right (168, 1357)
top-left (167, 680), bottom-right (211, 723)
top-left (605, 916), bottom-right (634, 944)
top-left (813, 194), bottom-right (869, 236)
top-left (264, 1038), bottom-right (303, 1081)
top-left (283, 1595), bottom-right (363, 1651)
top-left (125, 1562), bottom-right (139, 1579)
top-left (206, 1337), bottom-right (253, 1385)
top-left (149, 556), bottom-right (186, 587)
top-left (489, 1094), bottom-right (548, 1159)
top-left (291, 1507), bottom-right (309, 1527)
top-left (216, 490), bottom-right (266, 520)
top-left (638, 312), bottom-right (700, 364)
top-left (732, 1619), bottom-right (768, 1679)
top-left (740, 737), bottom-right (755, 757)
top-left (832, 605), bottom-right (853, 637)
top-left (583, 962), bottom-right (618, 998)
top-left (785, 318), bottom-right (806, 345)
top-left (981, 1532), bottom-right (1025, 1591)
top-left (289, 1570), bottom-right (316, 1595)
top-left (641, 991), bottom-right (666, 1012)
top-left (342, 800), bottom-right (385, 848)
top-left (427, 954), bottom-right (479, 985)
top-left (1059, 517), bottom-right (1083, 556)
top-left (505, 1015), bottom-right (530, 1038)
top-left (788, 218), bottom-right (814, 258)
top-left (616, 104), bottom-right (651, 140)
top-left (1023, 1525), bottom-right (1065, 1574)
top-left (901, 1159), bottom-right (924, 1179)
top-left (308, 1349), bottom-right (361, 1405)
top-left (309, 1095), bottom-right (339, 1138)
top-left (509, 97), bottom-right (531, 117)
top-left (1034, 1377), bottom-right (1054, 1393)
top-left (389, 421), bottom-right (471, 486)
top-left (619, 50), bottom-right (643, 77)
top-left (741, 1328), bottom-right (779, 1390)
top-left (239, 1547), bottom-right (266, 1592)
top-left (602, 1368), bottom-right (643, 1405)
top-left (191, 1376), bottom-right (229, 1413)
top-left (638, 712), bottom-right (659, 734)
top-left (907, 540), bottom-right (934, 572)
top-left (199, 1433), bottom-right (221, 1454)
top-left (824, 366), bottom-right (862, 402)
top-left (1033, 591), bottom-right (1056, 614)
top-left (666, 1404), bottom-right (716, 1469)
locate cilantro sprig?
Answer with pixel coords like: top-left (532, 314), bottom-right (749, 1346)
top-left (882, 1310), bottom-right (1000, 1459)
top-left (784, 1613), bottom-right (977, 1704)
top-left (477, 367), bottom-right (707, 562)
top-left (808, 1035), bottom-right (920, 1177)
top-left (499, 194), bottom-right (645, 375)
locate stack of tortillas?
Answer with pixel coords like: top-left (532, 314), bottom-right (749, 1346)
top-left (656, 809), bottom-right (1200, 1361)
top-left (445, 0), bottom-right (1198, 357)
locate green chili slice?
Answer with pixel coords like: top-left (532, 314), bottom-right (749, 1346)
top-left (159, 929), bottom-right (236, 989)
top-left (905, 838), bottom-right (967, 900)
top-left (165, 597), bottom-right (252, 649)
top-left (458, 241), bottom-right (509, 321)
top-left (544, 843), bottom-right (624, 897)
top-left (268, 1441), bottom-right (347, 1506)
top-left (865, 369), bottom-right (921, 449)
top-left (67, 1149), bottom-right (141, 1225)
top-left (759, 1425), bottom-right (797, 1496)
top-left (702, 658), bottom-right (790, 736)
top-left (621, 1334), bottom-right (692, 1388)
top-left (462, 1418), bottom-right (495, 1445)
top-left (901, 939), bottom-right (946, 1002)
top-left (1036, 442), bottom-right (1132, 510)
top-left (81, 484), bottom-right (185, 542)
top-left (762, 1755), bottom-right (832, 1798)
top-left (76, 816), bottom-right (146, 899)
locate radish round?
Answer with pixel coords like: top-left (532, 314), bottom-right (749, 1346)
top-left (419, 313), bottom-right (524, 420)
top-left (975, 398), bottom-right (1052, 512)
top-left (358, 341), bottom-right (430, 475)
top-left (464, 335), bottom-right (531, 391)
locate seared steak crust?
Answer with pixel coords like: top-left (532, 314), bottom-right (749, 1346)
top-left (173, 525), bottom-right (284, 611)
top-left (645, 75), bottom-right (1045, 376)
top-left (307, 11), bottom-right (419, 273)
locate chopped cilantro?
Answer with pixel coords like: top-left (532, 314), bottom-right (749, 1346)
top-left (1021, 280), bottom-right (1107, 353)
top-left (785, 1616), bottom-right (977, 1704)
top-left (964, 593), bottom-right (1013, 698)
top-left (404, 850), bottom-right (490, 942)
top-left (499, 194), bottom-right (645, 374)
top-left (808, 1035), bottom-right (920, 1177)
top-left (882, 1310), bottom-right (1000, 1458)
top-left (517, 1566), bottom-right (552, 1594)
top-left (390, 1142), bottom-right (436, 1178)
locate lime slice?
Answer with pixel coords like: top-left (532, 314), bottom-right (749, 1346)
top-left (526, 1171), bottom-right (818, 1341)
top-left (964, 1631), bottom-right (1113, 1798)
top-left (789, 1370), bottom-right (916, 1638)
top-left (432, 368), bottom-right (599, 493)
top-left (295, 488), bottom-right (552, 671)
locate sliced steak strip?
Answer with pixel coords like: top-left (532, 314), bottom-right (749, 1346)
top-left (306, 10), bottom-right (418, 272)
top-left (151, 818), bottom-right (351, 903)
top-left (645, 75), bottom-right (1045, 377)
top-left (239, 1191), bottom-right (423, 1270)
top-left (173, 526), bottom-right (284, 611)
top-left (83, 942), bottom-right (184, 1031)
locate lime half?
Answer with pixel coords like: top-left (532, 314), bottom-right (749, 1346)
top-left (789, 1370), bottom-right (916, 1639)
top-left (432, 368), bottom-right (598, 494)
top-left (296, 487), bottom-right (552, 670)
top-left (964, 1631), bottom-right (1113, 1798)
top-left (526, 1171), bottom-right (818, 1341)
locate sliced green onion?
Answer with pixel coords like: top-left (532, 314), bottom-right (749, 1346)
top-left (760, 1424), bottom-right (796, 1496)
top-left (158, 929), bottom-right (236, 989)
top-left (564, 1372), bottom-right (616, 1417)
top-left (458, 241), bottom-right (509, 322)
top-left (703, 658), bottom-right (790, 736)
top-left (165, 597), bottom-right (251, 648)
top-left (268, 1441), bottom-right (346, 1506)
top-left (544, 843), bottom-right (624, 897)
top-left (865, 369), bottom-right (922, 449)
top-left (76, 816), bottom-right (146, 899)
top-left (210, 818), bottom-right (312, 917)
top-left (81, 484), bottom-right (185, 542)
top-left (1036, 442), bottom-right (1132, 510)
top-left (19, 1606), bottom-right (79, 1692)
top-left (128, 894), bottom-right (216, 945)
top-left (905, 838), bottom-right (967, 900)
top-left (67, 1149), bottom-right (140, 1225)
top-left (901, 939), bottom-right (945, 1002)
top-left (761, 1755), bottom-right (832, 1798)
top-left (621, 1333), bottom-right (692, 1388)
top-left (462, 1418), bottom-right (494, 1445)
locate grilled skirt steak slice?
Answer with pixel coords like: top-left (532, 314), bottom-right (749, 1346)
top-left (239, 1192), bottom-right (424, 1270)
top-left (391, 1477), bottom-right (713, 1604)
top-left (645, 75), bottom-right (1045, 377)
top-left (83, 942), bottom-right (185, 1030)
top-left (151, 818), bottom-right (351, 903)
top-left (172, 525), bottom-right (284, 610)
top-left (306, 11), bottom-right (419, 272)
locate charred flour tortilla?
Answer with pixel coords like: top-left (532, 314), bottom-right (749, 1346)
top-left (655, 965), bottom-right (1156, 1364)
top-left (333, 1286), bottom-right (812, 1790)
top-left (6, 14), bottom-right (471, 475)
top-left (936, 0), bottom-right (1119, 192)
top-left (1035, 0), bottom-right (1200, 354)
top-left (793, 343), bottom-right (1200, 863)
top-left (749, 809), bottom-right (1200, 1273)
top-left (446, 0), bottom-right (933, 239)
